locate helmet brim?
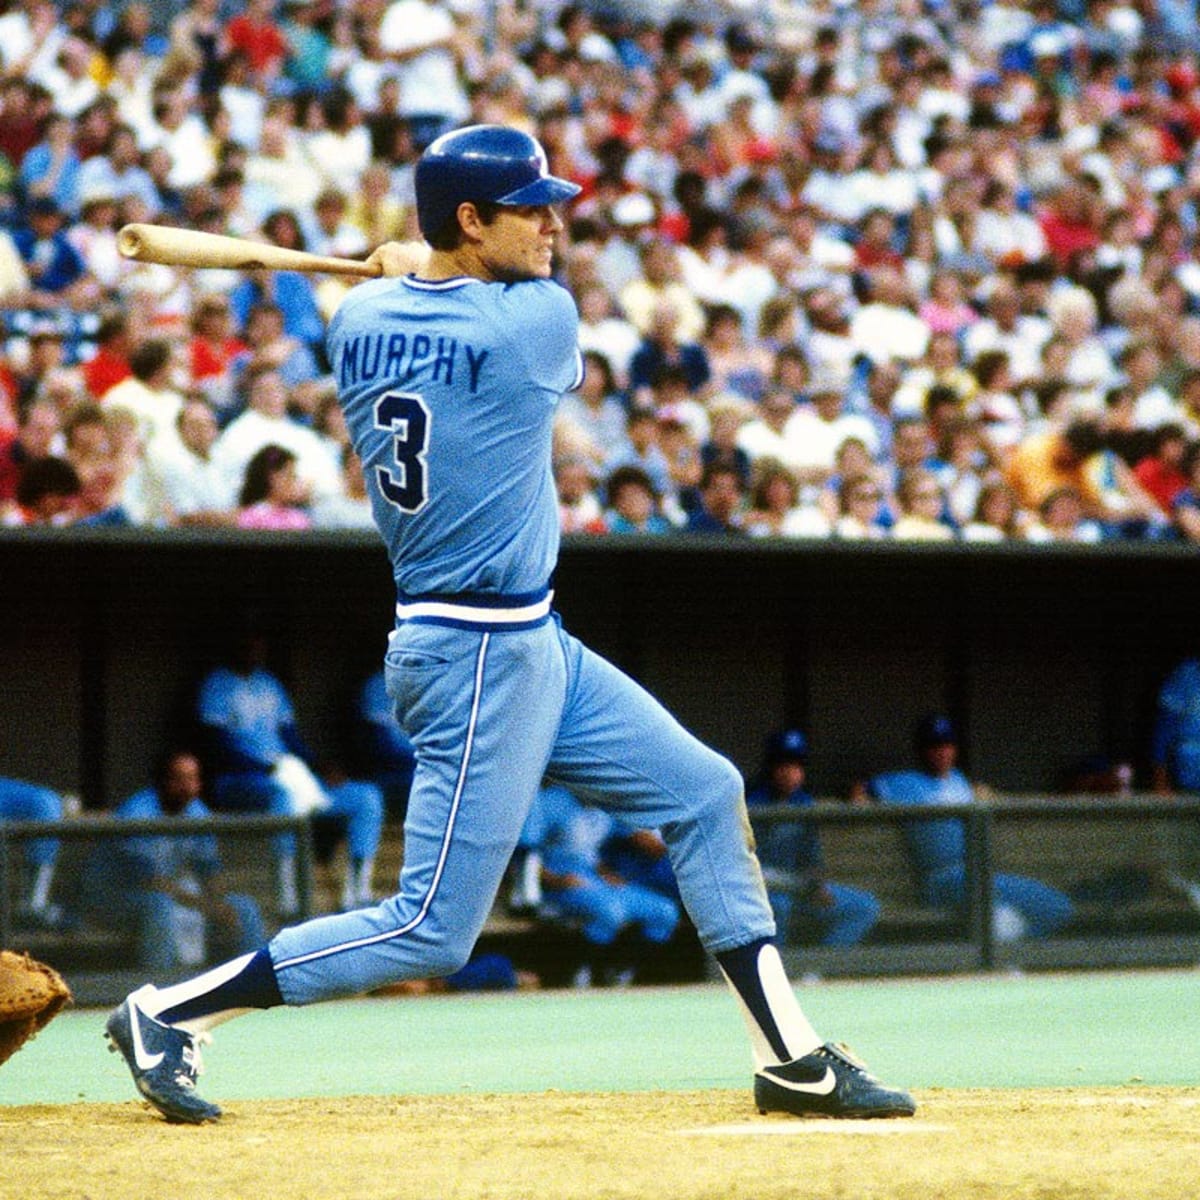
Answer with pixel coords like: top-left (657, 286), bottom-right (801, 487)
top-left (496, 176), bottom-right (582, 207)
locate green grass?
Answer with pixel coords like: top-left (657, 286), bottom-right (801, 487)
top-left (4, 969), bottom-right (1198, 1106)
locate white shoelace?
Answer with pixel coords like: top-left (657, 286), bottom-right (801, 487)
top-left (178, 1031), bottom-right (213, 1085)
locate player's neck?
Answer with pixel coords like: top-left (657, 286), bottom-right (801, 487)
top-left (423, 247), bottom-right (494, 282)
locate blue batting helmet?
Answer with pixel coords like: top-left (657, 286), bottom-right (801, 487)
top-left (415, 125), bottom-right (582, 242)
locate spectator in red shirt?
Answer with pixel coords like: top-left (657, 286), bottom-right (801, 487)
top-left (0, 80), bottom-right (49, 170)
top-left (82, 310), bottom-right (134, 401)
top-left (188, 294), bottom-right (248, 414)
top-left (1132, 423), bottom-right (1191, 515)
top-left (227, 0), bottom-right (289, 84)
top-left (0, 361), bottom-right (18, 433)
top-left (1038, 179), bottom-right (1102, 269)
top-left (854, 208), bottom-right (905, 272)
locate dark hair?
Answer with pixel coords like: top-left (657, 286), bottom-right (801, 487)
top-left (1151, 423), bottom-right (1187, 452)
top-left (606, 463), bottom-right (657, 504)
top-left (651, 362), bottom-right (691, 391)
top-left (972, 349), bottom-right (1010, 389)
top-left (425, 199), bottom-right (502, 252)
top-left (700, 460), bottom-right (744, 492)
top-left (262, 209), bottom-right (306, 251)
top-left (1062, 420), bottom-right (1105, 460)
top-left (62, 401), bottom-right (107, 445)
top-left (1040, 484), bottom-right (1083, 518)
top-left (95, 309), bottom-right (128, 343)
top-left (582, 350), bottom-right (616, 394)
top-left (972, 479), bottom-right (1018, 533)
top-left (239, 443), bottom-right (297, 506)
top-left (16, 456), bottom-right (81, 508)
top-left (924, 383), bottom-right (962, 416)
top-left (129, 338), bottom-right (172, 382)
top-left (703, 303), bottom-right (742, 338)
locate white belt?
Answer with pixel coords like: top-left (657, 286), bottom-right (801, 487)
top-left (395, 591), bottom-right (554, 625)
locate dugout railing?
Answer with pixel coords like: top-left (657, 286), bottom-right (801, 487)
top-left (747, 794), bottom-right (1200, 979)
top-left (3, 799), bottom-right (1198, 1002)
top-left (0, 813), bottom-right (315, 1003)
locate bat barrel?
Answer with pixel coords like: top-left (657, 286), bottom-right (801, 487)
top-left (116, 223), bottom-right (380, 277)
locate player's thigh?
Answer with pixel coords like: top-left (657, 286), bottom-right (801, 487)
top-left (389, 623), bottom-right (567, 921)
top-left (546, 631), bottom-right (740, 826)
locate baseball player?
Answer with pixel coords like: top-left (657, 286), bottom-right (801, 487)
top-left (0, 774), bottom-right (63, 926)
top-left (105, 125), bottom-right (914, 1124)
top-left (865, 714), bottom-right (1075, 941)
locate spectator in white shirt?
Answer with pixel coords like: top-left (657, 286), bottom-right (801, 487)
top-left (210, 368), bottom-right (342, 507)
top-left (850, 267), bottom-right (931, 366)
top-left (963, 277), bottom-right (1052, 388)
top-left (100, 339), bottom-right (185, 448)
top-left (144, 91), bottom-right (215, 191)
top-left (377, 0), bottom-right (470, 150)
top-left (786, 374), bottom-right (880, 485)
top-left (145, 396), bottom-right (233, 527)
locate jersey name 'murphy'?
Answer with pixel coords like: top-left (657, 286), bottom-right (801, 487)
top-left (338, 331), bottom-right (489, 393)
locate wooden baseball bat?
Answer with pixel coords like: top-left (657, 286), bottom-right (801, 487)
top-left (117, 223), bottom-right (381, 277)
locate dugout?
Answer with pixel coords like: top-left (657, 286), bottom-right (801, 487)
top-left (0, 529), bottom-right (1195, 807)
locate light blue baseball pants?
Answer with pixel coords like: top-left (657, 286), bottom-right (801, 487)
top-left (270, 616), bottom-right (776, 1003)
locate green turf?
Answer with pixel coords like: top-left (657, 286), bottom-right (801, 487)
top-left (3, 970), bottom-right (1198, 1106)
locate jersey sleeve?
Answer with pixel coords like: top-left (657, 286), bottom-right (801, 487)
top-left (504, 281), bottom-right (582, 395)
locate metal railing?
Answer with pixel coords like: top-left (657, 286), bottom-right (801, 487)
top-left (0, 813), bottom-right (315, 955)
top-left (747, 794), bottom-right (1200, 974)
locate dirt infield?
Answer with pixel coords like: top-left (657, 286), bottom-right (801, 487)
top-left (5, 1087), bottom-right (1198, 1199)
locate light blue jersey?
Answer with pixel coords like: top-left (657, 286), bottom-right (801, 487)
top-left (196, 667), bottom-right (295, 767)
top-left (113, 789), bottom-right (221, 881)
top-left (870, 768), bottom-right (973, 878)
top-left (328, 275), bottom-right (583, 600)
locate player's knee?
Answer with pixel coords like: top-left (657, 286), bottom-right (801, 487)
top-left (32, 788), bottom-right (63, 822)
top-left (425, 943), bottom-right (474, 979)
top-left (695, 754), bottom-right (747, 821)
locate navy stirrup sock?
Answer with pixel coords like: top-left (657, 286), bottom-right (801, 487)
top-left (158, 949), bottom-right (284, 1025)
top-left (715, 938), bottom-right (793, 1062)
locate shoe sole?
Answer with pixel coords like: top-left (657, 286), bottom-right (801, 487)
top-left (755, 1081), bottom-right (916, 1120)
top-left (757, 1102), bottom-right (916, 1119)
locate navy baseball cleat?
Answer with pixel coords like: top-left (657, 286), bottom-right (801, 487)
top-left (105, 985), bottom-right (221, 1124)
top-left (755, 1042), bottom-right (916, 1119)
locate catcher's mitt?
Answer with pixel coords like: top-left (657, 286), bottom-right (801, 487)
top-left (0, 950), bottom-right (72, 1066)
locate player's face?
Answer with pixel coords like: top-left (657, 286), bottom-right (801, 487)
top-left (477, 204), bottom-right (564, 282)
top-left (923, 743), bottom-right (957, 776)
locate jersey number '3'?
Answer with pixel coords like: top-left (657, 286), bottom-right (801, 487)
top-left (374, 390), bottom-right (431, 514)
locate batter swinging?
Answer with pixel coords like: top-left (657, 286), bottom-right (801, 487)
top-left (105, 125), bottom-right (914, 1125)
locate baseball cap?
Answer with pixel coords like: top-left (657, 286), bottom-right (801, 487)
top-left (765, 728), bottom-right (809, 764)
top-left (914, 713), bottom-right (957, 748)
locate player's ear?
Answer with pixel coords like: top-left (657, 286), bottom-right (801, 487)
top-left (457, 201), bottom-right (486, 242)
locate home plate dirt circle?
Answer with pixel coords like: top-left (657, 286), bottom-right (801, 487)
top-left (680, 1120), bottom-right (956, 1135)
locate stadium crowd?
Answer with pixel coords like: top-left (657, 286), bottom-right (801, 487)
top-left (4, 0), bottom-right (1200, 541)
